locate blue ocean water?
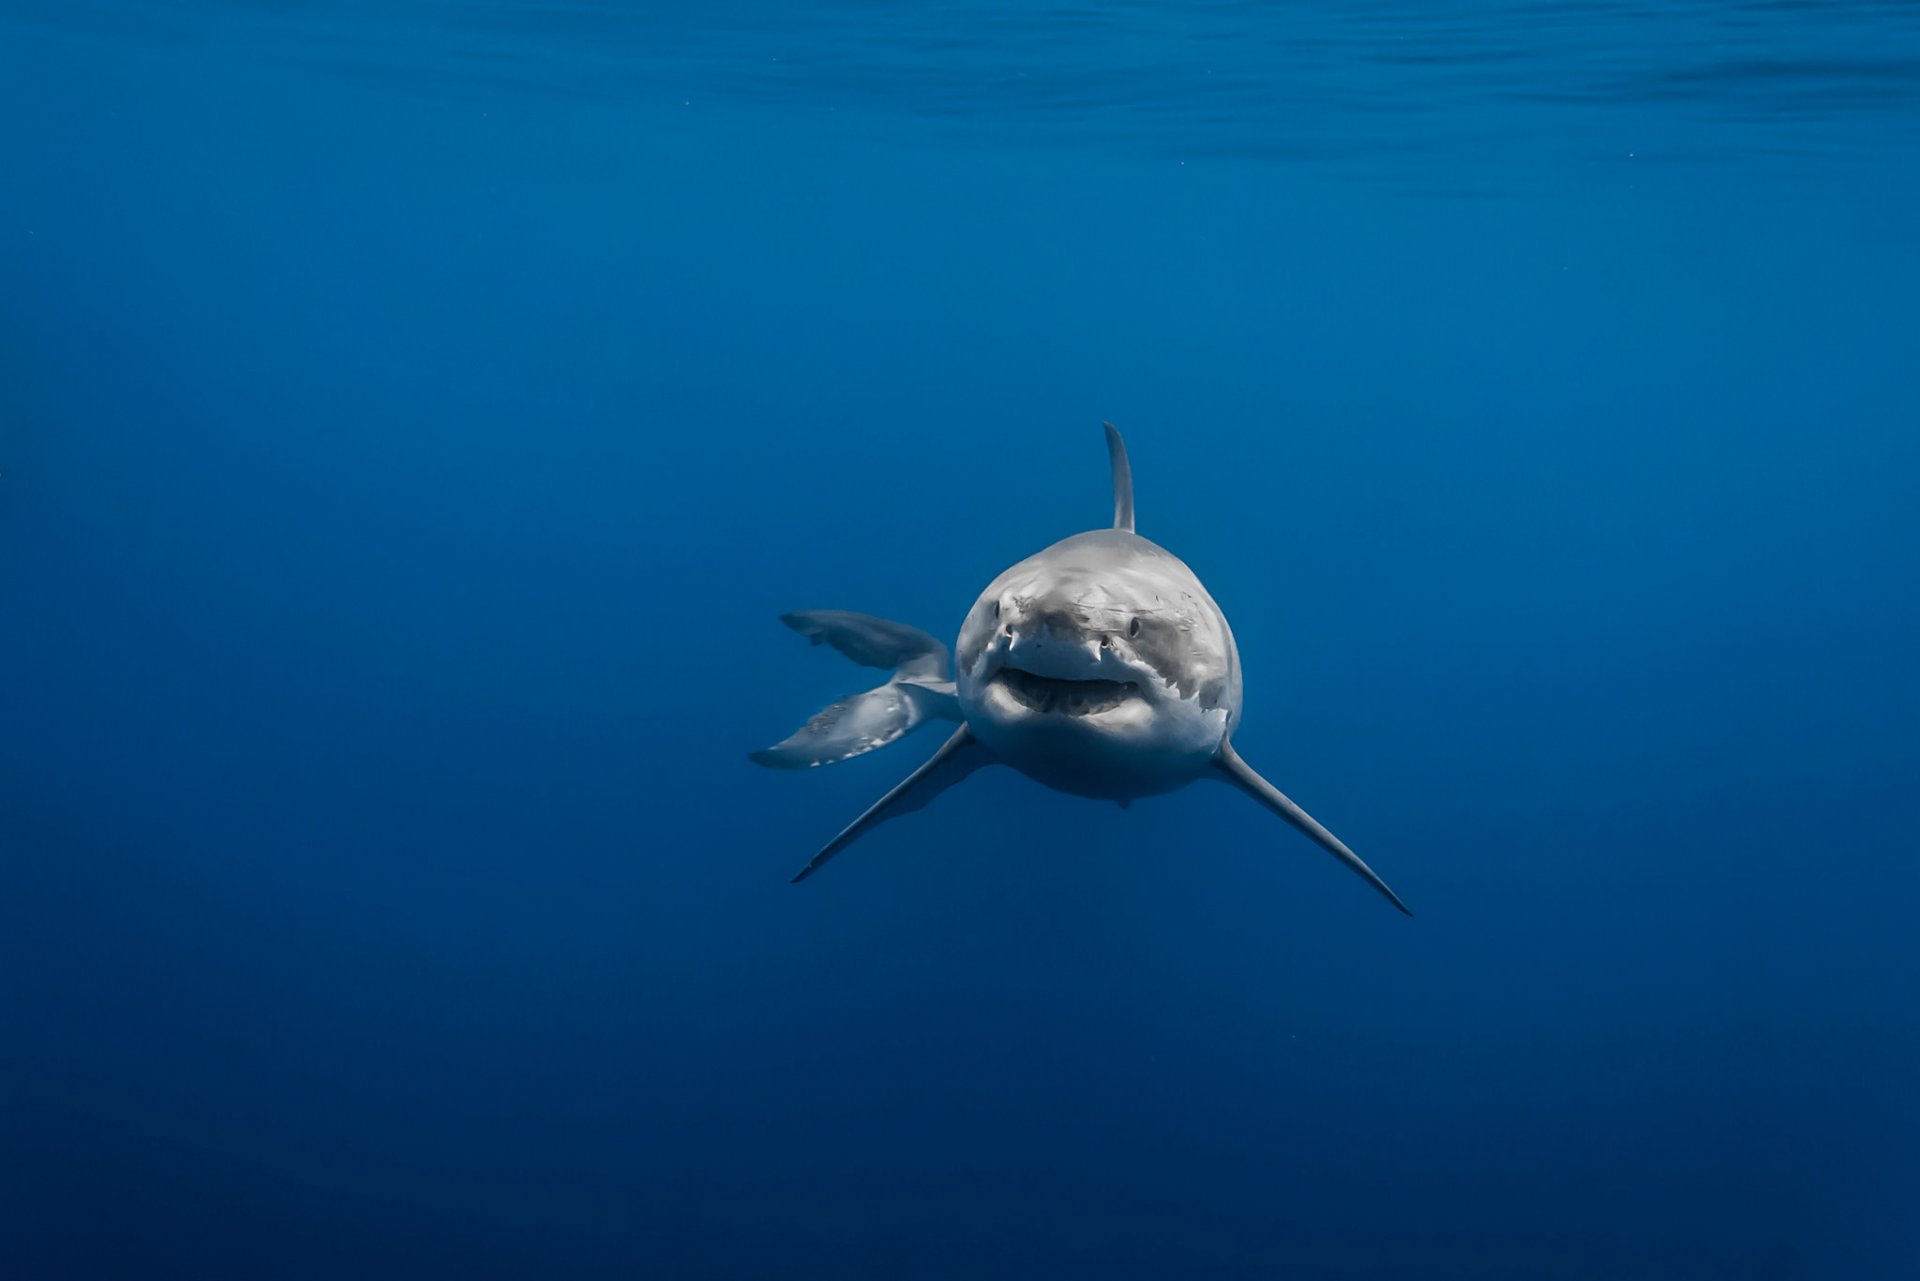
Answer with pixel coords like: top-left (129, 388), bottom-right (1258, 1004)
top-left (3, 3), bottom-right (1918, 1276)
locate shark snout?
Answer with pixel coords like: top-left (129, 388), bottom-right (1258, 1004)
top-left (992, 612), bottom-right (1136, 686)
top-left (995, 590), bottom-right (1122, 646)
top-left (962, 575), bottom-right (1168, 705)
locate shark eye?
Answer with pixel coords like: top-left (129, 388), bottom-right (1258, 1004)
top-left (991, 601), bottom-right (1001, 618)
top-left (1129, 617), bottom-right (1141, 637)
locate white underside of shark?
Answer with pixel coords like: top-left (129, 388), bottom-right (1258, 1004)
top-left (752, 424), bottom-right (1410, 915)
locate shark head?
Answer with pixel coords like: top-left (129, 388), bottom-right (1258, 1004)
top-left (954, 528), bottom-right (1240, 798)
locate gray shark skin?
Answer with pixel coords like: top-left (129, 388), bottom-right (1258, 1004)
top-left (752, 424), bottom-right (1410, 915)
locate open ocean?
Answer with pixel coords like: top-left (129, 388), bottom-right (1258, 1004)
top-left (3, 3), bottom-right (1918, 1277)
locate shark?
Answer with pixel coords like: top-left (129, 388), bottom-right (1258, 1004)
top-left (751, 424), bottom-right (1410, 914)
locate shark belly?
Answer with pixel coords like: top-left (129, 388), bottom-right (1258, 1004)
top-left (962, 707), bottom-right (1218, 798)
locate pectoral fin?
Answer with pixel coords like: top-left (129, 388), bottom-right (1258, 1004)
top-left (1213, 740), bottom-right (1411, 916)
top-left (790, 726), bottom-right (994, 882)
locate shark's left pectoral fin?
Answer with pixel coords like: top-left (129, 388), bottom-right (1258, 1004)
top-left (1213, 740), bottom-right (1412, 916)
top-left (790, 726), bottom-right (995, 882)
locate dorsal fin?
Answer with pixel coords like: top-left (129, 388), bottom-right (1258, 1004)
top-left (1103, 421), bottom-right (1135, 532)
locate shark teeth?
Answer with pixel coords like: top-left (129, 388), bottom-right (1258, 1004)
top-left (997, 667), bottom-right (1139, 716)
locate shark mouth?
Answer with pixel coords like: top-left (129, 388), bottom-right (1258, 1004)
top-left (995, 667), bottom-right (1140, 716)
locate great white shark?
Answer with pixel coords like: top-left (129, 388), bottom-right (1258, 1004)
top-left (752, 424), bottom-right (1410, 914)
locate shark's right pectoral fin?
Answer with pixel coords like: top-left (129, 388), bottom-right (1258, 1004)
top-left (790, 726), bottom-right (994, 882)
top-left (1213, 740), bottom-right (1412, 916)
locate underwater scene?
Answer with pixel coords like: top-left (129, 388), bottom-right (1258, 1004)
top-left (3, 2), bottom-right (1918, 1277)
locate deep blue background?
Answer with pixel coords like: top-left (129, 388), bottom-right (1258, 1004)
top-left (3, 4), bottom-right (1917, 1277)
